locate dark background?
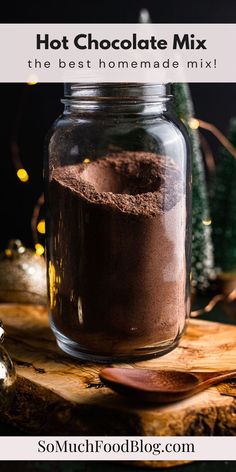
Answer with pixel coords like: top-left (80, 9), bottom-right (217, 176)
top-left (1, 2), bottom-right (236, 470)
top-left (1, 0), bottom-right (236, 251)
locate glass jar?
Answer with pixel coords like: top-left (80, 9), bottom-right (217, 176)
top-left (45, 83), bottom-right (191, 362)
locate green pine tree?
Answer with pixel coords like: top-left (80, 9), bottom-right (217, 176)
top-left (172, 83), bottom-right (214, 290)
top-left (211, 118), bottom-right (236, 273)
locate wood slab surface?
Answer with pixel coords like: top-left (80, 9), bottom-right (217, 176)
top-left (1, 303), bottom-right (236, 468)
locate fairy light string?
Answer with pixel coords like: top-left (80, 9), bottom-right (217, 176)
top-left (10, 80), bottom-right (45, 255)
top-left (189, 117), bottom-right (236, 161)
top-left (11, 138), bottom-right (29, 183)
top-left (11, 79), bottom-right (37, 184)
top-left (198, 131), bottom-right (216, 172)
top-left (191, 288), bottom-right (236, 318)
top-left (31, 193), bottom-right (45, 254)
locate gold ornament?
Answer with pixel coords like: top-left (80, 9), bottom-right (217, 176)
top-left (0, 321), bottom-right (16, 410)
top-left (0, 239), bottom-right (47, 305)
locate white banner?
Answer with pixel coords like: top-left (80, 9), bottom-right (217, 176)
top-left (0, 436), bottom-right (235, 461)
top-left (0, 23), bottom-right (235, 82)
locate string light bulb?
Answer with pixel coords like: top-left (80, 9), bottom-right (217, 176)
top-left (27, 75), bottom-right (38, 86)
top-left (37, 220), bottom-right (46, 234)
top-left (16, 168), bottom-right (29, 183)
top-left (189, 118), bottom-right (200, 130)
top-left (35, 243), bottom-right (44, 256)
top-left (202, 219), bottom-right (212, 226)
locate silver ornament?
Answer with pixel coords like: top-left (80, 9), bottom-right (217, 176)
top-left (0, 239), bottom-right (47, 305)
top-left (0, 321), bottom-right (16, 410)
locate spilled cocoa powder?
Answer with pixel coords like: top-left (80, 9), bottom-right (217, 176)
top-left (49, 152), bottom-right (187, 358)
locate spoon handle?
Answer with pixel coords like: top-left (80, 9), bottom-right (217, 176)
top-left (193, 370), bottom-right (236, 386)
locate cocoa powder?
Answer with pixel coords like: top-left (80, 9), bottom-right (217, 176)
top-left (49, 152), bottom-right (187, 358)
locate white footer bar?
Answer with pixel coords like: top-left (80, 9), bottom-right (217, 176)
top-left (0, 436), bottom-right (235, 461)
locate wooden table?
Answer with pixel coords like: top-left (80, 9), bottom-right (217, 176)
top-left (1, 303), bottom-right (236, 468)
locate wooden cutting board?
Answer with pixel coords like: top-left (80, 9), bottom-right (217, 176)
top-left (1, 303), bottom-right (236, 468)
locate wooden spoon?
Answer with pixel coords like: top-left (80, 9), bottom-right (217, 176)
top-left (100, 367), bottom-right (236, 403)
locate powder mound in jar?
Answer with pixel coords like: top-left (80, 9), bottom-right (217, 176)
top-left (50, 150), bottom-right (187, 353)
top-left (52, 152), bottom-right (183, 216)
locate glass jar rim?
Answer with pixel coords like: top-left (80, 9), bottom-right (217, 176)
top-left (64, 83), bottom-right (171, 101)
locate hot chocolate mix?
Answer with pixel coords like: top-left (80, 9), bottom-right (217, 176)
top-left (49, 152), bottom-right (186, 357)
